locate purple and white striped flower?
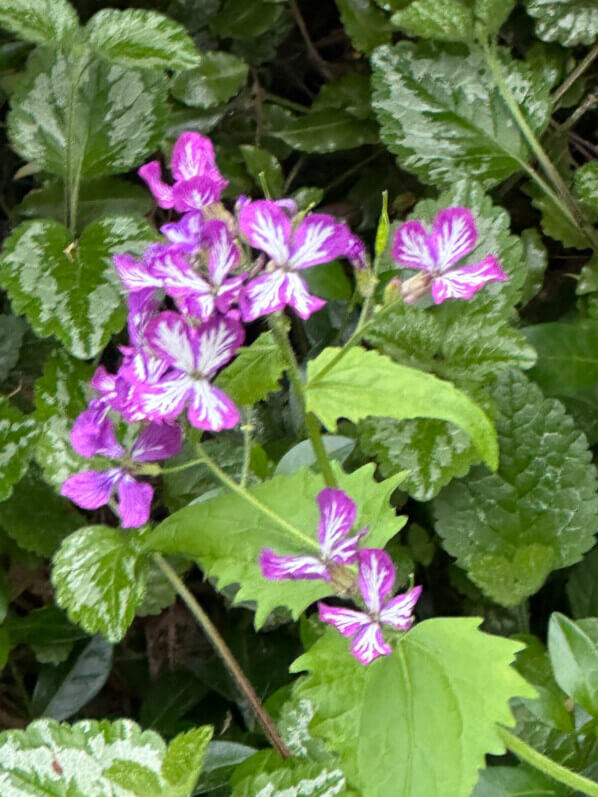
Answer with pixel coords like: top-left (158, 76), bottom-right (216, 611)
top-left (61, 419), bottom-right (182, 528)
top-left (392, 207), bottom-right (507, 304)
top-left (319, 549), bottom-right (422, 665)
top-left (260, 488), bottom-right (365, 581)
top-left (238, 200), bottom-right (351, 321)
top-left (133, 312), bottom-right (244, 431)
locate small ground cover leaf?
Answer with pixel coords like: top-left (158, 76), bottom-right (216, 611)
top-left (524, 320), bottom-right (598, 396)
top-left (0, 400), bottom-right (39, 503)
top-left (433, 370), bottom-right (598, 605)
top-left (270, 110), bottom-right (378, 153)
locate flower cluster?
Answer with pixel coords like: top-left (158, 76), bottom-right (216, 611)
top-left (260, 488), bottom-right (422, 665)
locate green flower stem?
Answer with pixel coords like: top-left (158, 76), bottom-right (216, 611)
top-left (552, 41), bottom-right (598, 108)
top-left (269, 314), bottom-right (338, 488)
top-left (153, 554), bottom-right (289, 759)
top-left (155, 457), bottom-right (206, 475)
top-left (240, 409), bottom-right (253, 488)
top-left (484, 41), bottom-right (598, 252)
top-left (497, 726), bottom-right (598, 796)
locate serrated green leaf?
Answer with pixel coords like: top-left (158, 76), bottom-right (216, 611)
top-left (472, 765), bottom-right (566, 796)
top-left (520, 227), bottom-right (548, 306)
top-left (524, 180), bottom-right (589, 250)
top-left (291, 618), bottom-right (534, 797)
top-left (0, 466), bottom-right (83, 558)
top-left (216, 331), bottom-right (285, 406)
top-left (306, 346), bottom-right (498, 469)
top-left (526, 0), bottom-right (598, 46)
top-left (162, 726), bottom-right (213, 797)
top-left (52, 525), bottom-right (149, 643)
top-left (172, 51), bottom-right (248, 108)
top-left (0, 216), bottom-right (155, 359)
top-left (8, 48), bottom-right (169, 179)
top-left (391, 0), bottom-right (475, 41)
top-left (144, 464), bottom-right (406, 628)
top-left (0, 717), bottom-right (211, 796)
top-left (548, 613), bottom-right (598, 717)
top-left (335, 0), bottom-right (392, 54)
top-left (359, 417), bottom-right (480, 501)
top-left (0, 314), bottom-right (26, 381)
top-left (270, 109), bottom-right (378, 153)
top-left (231, 749), bottom-right (349, 796)
top-left (0, 0), bottom-right (79, 47)
top-left (567, 548), bottom-right (598, 618)
top-left (0, 400), bottom-right (39, 503)
top-left (313, 74), bottom-right (373, 120)
top-left (239, 145), bottom-right (283, 196)
top-left (210, 0), bottom-right (284, 38)
top-left (433, 370), bottom-right (598, 605)
top-left (524, 321), bottom-right (598, 397)
top-left (85, 8), bottom-right (201, 70)
top-left (576, 160), bottom-right (598, 214)
top-left (372, 42), bottom-right (551, 189)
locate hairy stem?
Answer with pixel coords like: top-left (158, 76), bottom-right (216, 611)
top-left (497, 726), bottom-right (598, 796)
top-left (552, 41), bottom-right (598, 108)
top-left (153, 554), bottom-right (289, 758)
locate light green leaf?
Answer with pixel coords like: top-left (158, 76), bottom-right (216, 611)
top-left (172, 51), bottom-right (248, 108)
top-left (292, 618), bottom-right (534, 797)
top-left (526, 0), bottom-right (598, 46)
top-left (335, 0), bottom-right (392, 54)
top-left (216, 331), bottom-right (285, 406)
top-left (8, 48), bottom-right (169, 179)
top-left (359, 417), bottom-right (480, 501)
top-left (210, 0), bottom-right (284, 38)
top-left (0, 314), bottom-right (26, 381)
top-left (524, 321), bottom-right (598, 396)
top-left (306, 346), bottom-right (498, 469)
top-left (520, 227), bottom-right (548, 306)
top-left (275, 436), bottom-right (356, 476)
top-left (372, 42), bottom-right (551, 189)
top-left (475, 0), bottom-right (516, 32)
top-left (0, 217), bottom-right (155, 359)
top-left (567, 548), bottom-right (598, 618)
top-left (472, 765), bottom-right (566, 796)
top-left (143, 464), bottom-right (407, 628)
top-left (0, 0), bottom-right (79, 47)
top-left (85, 8), bottom-right (201, 70)
top-left (240, 145), bottom-right (283, 196)
top-left (270, 109), bottom-right (378, 153)
top-left (231, 749), bottom-right (349, 796)
top-left (0, 717), bottom-right (212, 797)
top-left (0, 466), bottom-right (83, 558)
top-left (391, 0), bottom-right (475, 41)
top-left (548, 613), bottom-right (598, 717)
top-left (433, 370), bottom-right (598, 605)
top-left (0, 400), bottom-right (39, 503)
top-left (52, 525), bottom-right (149, 643)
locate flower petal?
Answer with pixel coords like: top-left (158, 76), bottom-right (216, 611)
top-left (145, 312), bottom-right (197, 373)
top-left (71, 413), bottom-right (124, 460)
top-left (260, 549), bottom-right (328, 580)
top-left (282, 272), bottom-right (326, 320)
top-left (238, 200), bottom-right (291, 265)
top-left (357, 549), bottom-right (396, 615)
top-left (136, 373), bottom-right (194, 422)
top-left (113, 253), bottom-right (162, 292)
top-left (160, 211), bottom-right (203, 247)
top-left (317, 603), bottom-right (370, 637)
top-left (346, 234), bottom-right (369, 270)
top-left (61, 468), bottom-right (121, 510)
top-left (380, 585), bottom-right (423, 630)
top-left (171, 132), bottom-right (217, 181)
top-left (194, 315), bottom-right (244, 377)
top-left (215, 276), bottom-right (245, 314)
top-left (173, 174), bottom-right (225, 212)
top-left (187, 380), bottom-right (239, 431)
top-left (289, 214), bottom-right (350, 270)
top-left (202, 219), bottom-right (240, 285)
top-left (317, 488), bottom-right (357, 555)
top-left (138, 161), bottom-right (175, 208)
top-left (149, 248), bottom-right (211, 297)
top-left (116, 474), bottom-right (153, 528)
top-left (429, 207), bottom-right (477, 272)
top-left (240, 271), bottom-right (288, 322)
top-left (131, 423), bottom-right (182, 462)
top-left (392, 220), bottom-right (435, 270)
top-left (430, 254), bottom-right (508, 304)
top-left (351, 623), bottom-right (391, 665)
top-left (127, 289), bottom-right (159, 346)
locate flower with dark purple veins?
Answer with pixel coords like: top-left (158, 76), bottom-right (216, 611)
top-left (61, 419), bottom-right (182, 528)
top-left (318, 549), bottom-right (422, 665)
top-left (133, 311), bottom-right (244, 431)
top-left (260, 488), bottom-right (365, 581)
top-left (392, 207), bottom-right (507, 304)
top-left (237, 199), bottom-right (351, 321)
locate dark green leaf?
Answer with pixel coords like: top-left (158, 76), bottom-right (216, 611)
top-left (313, 73), bottom-right (373, 120)
top-left (526, 0), bottom-right (598, 46)
top-left (275, 436), bottom-right (356, 476)
top-left (0, 314), bottom-right (26, 381)
top-left (0, 400), bottom-right (39, 503)
top-left (0, 0), bottom-right (79, 47)
top-left (303, 260), bottom-right (353, 301)
top-left (4, 606), bottom-right (87, 649)
top-left (270, 109), bottom-right (378, 153)
top-left (520, 227), bottom-right (548, 306)
top-left (216, 331), bottom-right (285, 406)
top-left (335, 0), bottom-right (392, 54)
top-left (524, 180), bottom-right (589, 250)
top-left (524, 321), bottom-right (598, 397)
top-left (472, 765), bottom-right (566, 796)
top-left (172, 51), bottom-right (248, 108)
top-left (210, 0), bottom-right (284, 38)
top-left (140, 670), bottom-right (206, 737)
top-left (567, 548), bottom-right (598, 618)
top-left (548, 613), bottom-right (598, 716)
top-left (239, 145), bottom-right (283, 196)
top-left (194, 741), bottom-right (256, 794)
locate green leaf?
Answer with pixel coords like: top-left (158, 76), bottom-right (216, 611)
top-left (433, 370), bottom-right (598, 605)
top-left (270, 109), bottom-right (378, 153)
top-left (303, 260), bottom-right (353, 301)
top-left (4, 606), bottom-right (87, 650)
top-left (52, 525), bottom-right (149, 643)
top-left (0, 216), bottom-right (155, 359)
top-left (210, 0), bottom-right (284, 38)
top-left (359, 417), bottom-right (480, 501)
top-left (136, 556), bottom-right (190, 617)
top-left (520, 227), bottom-right (548, 306)
top-left (526, 0), bottom-right (598, 46)
top-left (292, 618), bottom-right (534, 797)
top-left (140, 670), bottom-right (206, 737)
top-left (35, 635), bottom-right (113, 721)
top-left (0, 314), bottom-right (26, 381)
top-left (85, 8), bottom-right (201, 70)
top-left (313, 74), bottom-right (373, 120)
top-left (172, 51), bottom-right (248, 108)
top-left (216, 331), bottom-right (285, 406)
top-left (306, 346), bottom-right (498, 469)
top-left (567, 548), bottom-right (598, 618)
top-left (0, 400), bottom-right (39, 503)
top-left (371, 42), bottom-right (551, 189)
top-left (524, 321), bottom-right (598, 396)
top-left (335, 0), bottom-right (393, 54)
top-left (474, 0), bottom-right (516, 32)
top-left (8, 48), bottom-right (169, 179)
top-left (143, 464), bottom-right (407, 628)
top-left (391, 0), bottom-right (475, 41)
top-left (0, 717), bottom-right (211, 796)
top-left (548, 613), bottom-right (598, 717)
top-left (472, 765), bottom-right (566, 796)
top-left (0, 0), bottom-right (79, 47)
top-left (576, 160), bottom-right (598, 214)
top-left (195, 741), bottom-right (256, 794)
top-left (239, 145), bottom-right (283, 196)
top-left (275, 436), bottom-right (356, 476)
top-left (524, 180), bottom-right (589, 250)
top-left (17, 178), bottom-right (153, 234)
top-left (231, 749), bottom-right (348, 796)
top-left (0, 466), bottom-right (83, 557)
